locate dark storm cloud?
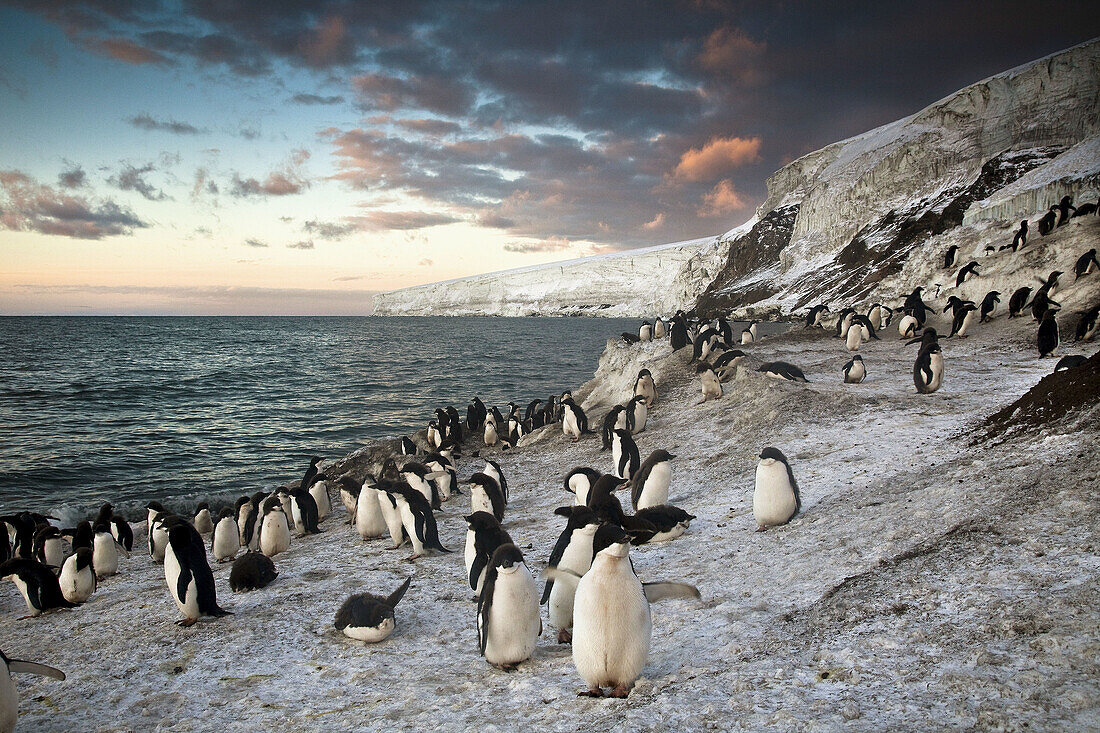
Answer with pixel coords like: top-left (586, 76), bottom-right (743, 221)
top-left (129, 113), bottom-right (206, 135)
top-left (0, 169), bottom-right (147, 239)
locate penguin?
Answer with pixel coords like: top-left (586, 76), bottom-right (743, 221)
top-left (335, 577), bottom-right (412, 643)
top-left (692, 327), bottom-right (718, 361)
top-left (740, 327), bottom-right (754, 345)
top-left (634, 505), bottom-right (696, 543)
top-left (524, 399), bottom-right (544, 429)
top-left (1075, 306), bottom-right (1100, 342)
top-left (399, 436), bottom-right (417, 456)
top-left (547, 524), bottom-right (699, 697)
top-left (309, 479), bottom-right (331, 521)
top-left (109, 514), bottom-right (133, 553)
top-left (426, 420), bottom-right (442, 450)
top-left (332, 476), bottom-right (356, 524)
top-left (851, 314), bottom-right (879, 340)
top-left (897, 314), bottom-right (919, 339)
top-left (542, 506), bottom-right (599, 643)
top-left (842, 355), bottom-right (866, 384)
top-left (833, 308), bottom-right (856, 338)
top-left (697, 362), bottom-right (722, 401)
top-left (465, 512), bottom-right (512, 600)
top-left (620, 332), bottom-right (640, 344)
top-left (1008, 286), bottom-right (1032, 318)
top-left (949, 303), bottom-right (978, 338)
top-left (563, 467), bottom-right (601, 506)
top-left (32, 527), bottom-right (66, 570)
top-left (0, 648), bottom-right (65, 733)
top-left (625, 395), bottom-right (648, 435)
top-left (286, 487), bottom-right (321, 535)
top-left (560, 397), bottom-right (591, 442)
top-left (903, 287), bottom-right (933, 327)
top-left (228, 552), bottom-right (278, 592)
top-left (1037, 206), bottom-right (1057, 235)
top-left (1074, 248), bottom-right (1099, 279)
top-left (1039, 270), bottom-right (1063, 298)
top-left (979, 291), bottom-right (1001, 322)
top-left (275, 487), bottom-right (295, 522)
top-left (1054, 355), bottom-right (1087, 371)
top-left (955, 261), bottom-right (979, 287)
top-left (92, 522), bottom-right (121, 578)
top-left (444, 406), bottom-right (464, 443)
top-left (1071, 197), bottom-right (1098, 217)
top-left (629, 450), bottom-right (675, 511)
top-left (355, 477), bottom-right (388, 541)
top-left (867, 303), bottom-right (882, 330)
top-left (804, 304), bottom-right (829, 329)
top-left (844, 322), bottom-right (862, 351)
top-left (1055, 195), bottom-right (1076, 226)
top-left (211, 508), bottom-right (240, 563)
top-left (713, 349), bottom-right (746, 381)
top-left (600, 405), bottom-right (627, 451)
top-left (235, 497), bottom-right (256, 549)
top-left (258, 497), bottom-right (291, 558)
top-left (192, 503), bottom-right (214, 534)
top-left (299, 456), bottom-right (323, 492)
top-left (483, 419), bottom-right (499, 447)
top-left (385, 481), bottom-right (450, 559)
top-left (638, 321), bottom-right (653, 342)
top-left (0, 558), bottom-right (75, 617)
top-left (669, 313), bottom-right (689, 350)
top-left (482, 460), bottom-right (509, 503)
top-left (943, 244), bottom-right (959, 268)
top-left (653, 317), bottom-right (666, 339)
top-left (913, 342), bottom-right (944, 394)
top-left (146, 502), bottom-right (172, 562)
top-left (467, 397), bottom-right (487, 432)
top-left (610, 429), bottom-right (640, 481)
top-left (1037, 309), bottom-right (1060, 358)
top-left (66, 521), bottom-right (93, 553)
top-left (370, 480), bottom-right (406, 550)
top-left (467, 473), bottom-right (505, 523)
top-left (633, 369), bottom-right (657, 407)
top-left (398, 462), bottom-right (441, 510)
top-left (1031, 288), bottom-right (1061, 322)
top-left (477, 543), bottom-right (541, 670)
top-left (756, 361), bottom-right (809, 382)
top-left (753, 447), bottom-right (801, 531)
top-left (1001, 220), bottom-right (1027, 251)
top-left (163, 524), bottom-right (230, 626)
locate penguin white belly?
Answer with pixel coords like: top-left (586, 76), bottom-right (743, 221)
top-left (482, 567), bottom-right (540, 666)
top-left (700, 372), bottom-right (722, 399)
top-left (237, 507), bottom-right (253, 543)
top-left (548, 537), bottom-right (595, 630)
top-left (212, 519), bottom-right (240, 561)
top-left (636, 463), bottom-right (672, 510)
top-left (407, 475), bottom-right (433, 504)
top-left (649, 522), bottom-right (689, 543)
top-left (310, 482), bottom-right (331, 520)
top-left (0, 667), bottom-right (17, 733)
top-left (376, 491), bottom-right (405, 548)
top-left (741, 331), bottom-right (753, 345)
top-left (470, 488), bottom-right (494, 517)
top-left (59, 559), bottom-right (94, 604)
top-left (93, 533), bottom-right (119, 577)
top-left (957, 310), bottom-right (976, 338)
top-left (464, 531), bottom-right (477, 586)
top-left (43, 539), bottom-right (66, 569)
top-left (163, 548), bottom-right (199, 620)
top-left (150, 526), bottom-right (169, 563)
top-left (290, 502), bottom-right (305, 535)
top-left (753, 462), bottom-right (797, 528)
top-left (259, 514), bottom-right (291, 557)
top-left (898, 315), bottom-right (917, 338)
top-left (572, 562), bottom-right (650, 689)
top-left (356, 487), bottom-right (387, 539)
top-left (434, 471), bottom-right (453, 501)
top-left (631, 403), bottom-right (648, 434)
top-left (396, 501), bottom-right (425, 556)
top-left (928, 352), bottom-right (944, 391)
top-left (846, 360), bottom-right (866, 384)
top-left (563, 410), bottom-right (580, 439)
top-left (194, 509), bottom-right (214, 534)
top-left (484, 422), bottom-right (498, 446)
top-left (340, 489), bottom-right (357, 522)
top-left (569, 475), bottom-right (591, 506)
top-left (10, 577), bottom-right (39, 616)
top-left (614, 412), bottom-right (627, 431)
top-left (845, 325), bottom-right (862, 351)
top-left (342, 616), bottom-right (395, 643)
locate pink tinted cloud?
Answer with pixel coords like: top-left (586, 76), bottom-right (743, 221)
top-left (671, 136), bottom-right (762, 182)
top-left (697, 179), bottom-right (748, 217)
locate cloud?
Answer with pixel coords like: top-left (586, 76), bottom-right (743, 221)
top-left (642, 212), bottom-right (665, 230)
top-left (238, 125), bottom-right (261, 140)
top-left (671, 137), bottom-right (762, 182)
top-left (244, 238), bottom-right (268, 248)
top-left (417, 258), bottom-right (433, 266)
top-left (129, 113), bottom-right (205, 135)
top-left (230, 150), bottom-right (310, 197)
top-left (287, 240), bottom-right (315, 250)
top-left (91, 37), bottom-right (172, 66)
top-left (291, 93), bottom-right (345, 105)
top-left (698, 27), bottom-right (767, 85)
top-left (58, 163), bottom-right (87, 189)
top-left (303, 219), bottom-right (358, 240)
top-left (110, 163), bottom-right (169, 201)
top-left (352, 73), bottom-right (475, 117)
top-left (191, 168), bottom-right (218, 197)
top-left (0, 169), bottom-right (147, 239)
top-left (503, 235), bottom-right (571, 254)
top-left (697, 179), bottom-right (747, 217)
top-left (347, 210), bottom-right (461, 232)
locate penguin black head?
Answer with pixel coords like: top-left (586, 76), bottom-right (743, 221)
top-left (638, 369), bottom-right (651, 377)
top-left (648, 449), bottom-right (676, 463)
top-left (759, 447), bottom-right (790, 464)
top-left (489, 543), bottom-right (525, 570)
top-left (464, 511), bottom-right (500, 532)
top-left (73, 547), bottom-right (94, 571)
top-left (261, 497), bottom-right (283, 514)
top-left (592, 524), bottom-right (631, 557)
top-left (196, 502), bottom-right (209, 512)
top-left (147, 501), bottom-right (166, 512)
top-left (234, 496), bottom-right (249, 510)
top-left (695, 362), bottom-right (714, 374)
top-left (852, 355), bottom-right (863, 362)
top-left (338, 475), bottom-right (362, 493)
top-left (93, 521), bottom-right (111, 534)
top-left (218, 508), bottom-right (235, 520)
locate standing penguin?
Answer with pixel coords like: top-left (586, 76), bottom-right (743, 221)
top-left (669, 313), bottom-right (689, 350)
top-left (109, 513), bottom-right (133, 553)
top-left (386, 481), bottom-right (450, 559)
top-left (477, 544), bottom-right (541, 670)
top-left (610, 429), bottom-right (640, 481)
top-left (163, 524), bottom-right (230, 626)
top-left (805, 304), bottom-right (829, 329)
top-left (399, 436), bottom-right (418, 456)
top-left (549, 524), bottom-right (699, 698)
top-left (483, 419), bottom-right (499, 447)
top-left (844, 322), bottom-right (863, 351)
top-left (561, 398), bottom-right (591, 442)
top-left (193, 503), bottom-right (214, 534)
top-left (335, 577), bottom-right (412, 643)
top-left (1, 648), bottom-right (65, 733)
top-left (979, 291), bottom-right (1001, 322)
top-left (955, 261), bottom-right (979, 287)
top-left (211, 509), bottom-right (240, 563)
top-left (309, 479), bottom-right (331, 521)
top-left (356, 479), bottom-right (388, 540)
top-left (288, 488), bottom-right (321, 536)
top-left (629, 450), bottom-right (675, 510)
top-left (753, 448), bottom-right (801, 531)
top-left (842, 355), bottom-right (866, 384)
top-left (600, 405), bottom-right (627, 451)
top-left (897, 314), bottom-right (919, 339)
top-left (633, 369), bottom-right (657, 407)
top-left (336, 476), bottom-right (358, 524)
top-left (1037, 206), bottom-right (1057, 235)
top-left (542, 506), bottom-right (599, 643)
top-left (258, 497), bottom-right (291, 558)
top-left (146, 502), bottom-right (173, 563)
top-left (697, 362), bottom-right (722, 402)
top-left (92, 523), bottom-right (121, 578)
top-left (1008, 287), bottom-right (1032, 318)
top-left (943, 244), bottom-right (959, 268)
top-left (464, 512), bottom-right (512, 600)
top-left (638, 321), bottom-right (653, 342)
top-left (32, 527), bottom-right (66, 570)
top-left (1037, 309), bottom-right (1060, 358)
top-left (563, 467), bottom-right (602, 506)
top-left (482, 460), bottom-right (509, 504)
top-left (949, 303), bottom-right (978, 338)
top-left (914, 342), bottom-right (944, 394)
top-left (653, 317), bottom-right (666, 339)
top-left (625, 395), bottom-right (648, 435)
top-left (467, 473), bottom-right (506, 523)
top-left (1002, 220), bottom-right (1027, 251)
top-left (1074, 248), bottom-right (1100, 279)
top-left (1055, 195), bottom-right (1076, 226)
top-left (0, 558), bottom-right (75, 617)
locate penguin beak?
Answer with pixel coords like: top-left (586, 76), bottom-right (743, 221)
top-left (605, 542), bottom-right (630, 558)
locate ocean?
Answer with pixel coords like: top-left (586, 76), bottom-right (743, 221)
top-left (0, 316), bottom-right (638, 521)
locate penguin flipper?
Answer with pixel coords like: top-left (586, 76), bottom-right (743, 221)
top-left (642, 582), bottom-right (701, 603)
top-left (469, 555), bottom-right (488, 591)
top-left (7, 659), bottom-right (66, 680)
top-left (541, 566), bottom-right (582, 590)
top-left (386, 577), bottom-right (412, 608)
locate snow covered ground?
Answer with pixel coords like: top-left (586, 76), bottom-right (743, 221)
top-left (3, 221), bottom-right (1098, 730)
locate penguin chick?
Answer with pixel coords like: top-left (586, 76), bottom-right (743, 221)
top-left (334, 577), bottom-right (412, 643)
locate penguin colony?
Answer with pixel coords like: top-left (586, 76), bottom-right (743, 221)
top-left (1, 197), bottom-right (1097, 722)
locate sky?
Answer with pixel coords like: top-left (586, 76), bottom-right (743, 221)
top-left (1, 2), bottom-right (1097, 315)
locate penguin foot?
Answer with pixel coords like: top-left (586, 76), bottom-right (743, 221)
top-left (406, 554), bottom-right (422, 561)
top-left (608, 685), bottom-right (632, 699)
top-left (175, 618), bottom-right (198, 627)
top-left (17, 614), bottom-right (36, 620)
top-left (557, 629), bottom-right (573, 644)
top-left (578, 688), bottom-right (603, 698)
top-left (755, 525), bottom-right (768, 532)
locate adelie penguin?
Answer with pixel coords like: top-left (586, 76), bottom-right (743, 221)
top-left (844, 322), bottom-right (863, 352)
top-left (713, 349), bottom-right (746, 381)
top-left (653, 316), bottom-right (666, 339)
top-left (482, 460), bottom-right (508, 504)
top-left (0, 558), bottom-right (76, 617)
top-left (753, 448), bottom-right (801, 531)
top-left (1074, 248), bottom-right (1099, 279)
top-left (193, 503), bottom-right (214, 535)
top-left (980, 291), bottom-right (1001, 322)
top-left (1055, 195), bottom-right (1076, 226)
top-left (625, 395), bottom-right (648, 435)
top-left (633, 369), bottom-right (657, 407)
top-left (757, 361), bottom-right (809, 382)
top-left (914, 342), bottom-right (944, 394)
top-left (544, 524), bottom-right (699, 698)
top-left (211, 508), bottom-right (241, 563)
top-left (697, 362), bottom-right (722, 402)
top-left (1037, 309), bottom-right (1060, 358)
top-left (943, 244), bottom-right (959, 268)
top-left (638, 321), bottom-right (653, 342)
top-left (629, 450), bottom-right (675, 510)
top-left (543, 507), bottom-right (599, 644)
top-left (804, 304), bottom-right (829, 329)
top-left (1054, 355), bottom-right (1087, 371)
top-left (477, 544), bottom-right (541, 671)
top-left (467, 472), bottom-right (506, 523)
top-left (465, 512), bottom-right (512, 600)
top-left (635, 505), bottom-right (696, 543)
top-left (32, 526), bottom-right (66, 570)
top-left (897, 314), bottom-right (919, 339)
top-left (611, 429), bottom-right (640, 481)
top-left (259, 497), bottom-right (291, 558)
top-left (163, 523), bottom-right (230, 626)
top-left (949, 303), bottom-right (978, 338)
top-left (92, 522), bottom-right (122, 579)
top-left (387, 481), bottom-right (450, 559)
top-left (563, 467), bottom-right (601, 506)
top-left (842, 355), bottom-right (866, 384)
top-left (399, 436), bottom-right (417, 456)
top-left (600, 405), bottom-right (627, 451)
top-left (1, 648), bottom-right (65, 733)
top-left (1000, 220), bottom-right (1027, 251)
top-left (1008, 286), bottom-right (1032, 318)
top-left (560, 397), bottom-right (591, 442)
top-left (1037, 206), bottom-right (1057, 235)
top-left (955, 261), bottom-right (979, 287)
top-left (335, 577), bottom-right (412, 643)
top-left (355, 477), bottom-right (388, 540)
top-left (229, 552), bottom-right (278, 592)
